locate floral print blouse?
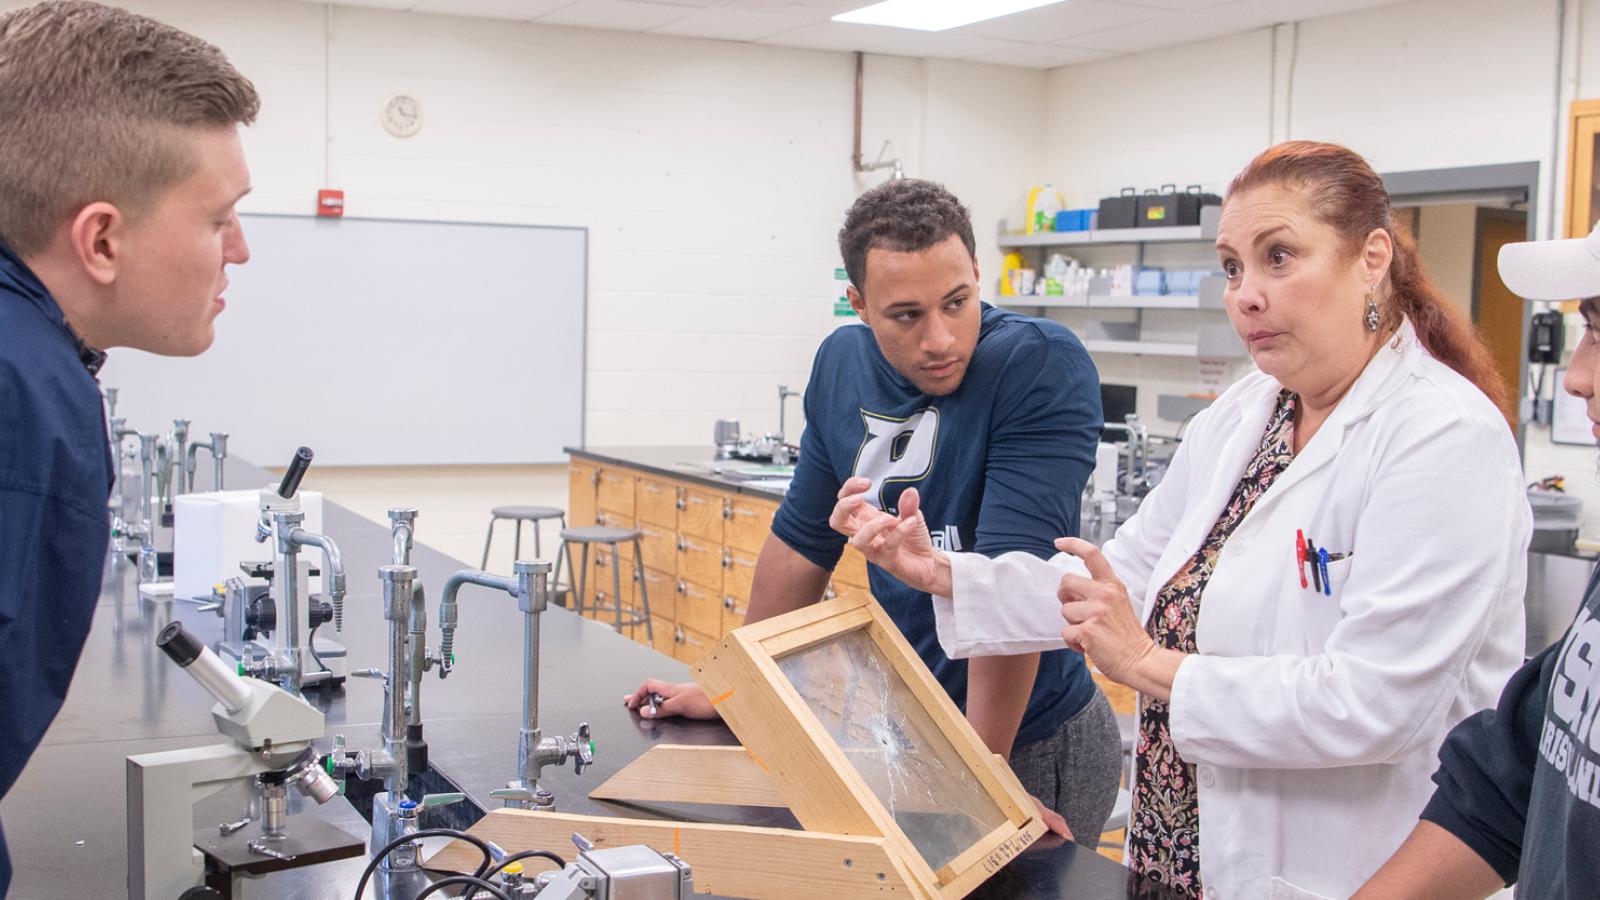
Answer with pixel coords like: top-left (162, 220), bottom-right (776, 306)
top-left (1127, 389), bottom-right (1298, 898)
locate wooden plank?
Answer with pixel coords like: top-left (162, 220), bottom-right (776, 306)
top-left (732, 590), bottom-right (873, 645)
top-left (935, 822), bottom-right (1020, 885)
top-left (937, 817), bottom-right (1048, 899)
top-left (696, 624), bottom-right (943, 897)
top-left (593, 744), bottom-right (958, 815)
top-left (758, 605), bottom-right (874, 658)
top-left (426, 809), bottom-right (925, 900)
top-left (590, 745), bottom-right (787, 808)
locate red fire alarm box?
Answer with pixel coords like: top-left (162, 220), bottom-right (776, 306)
top-left (316, 189), bottom-right (345, 217)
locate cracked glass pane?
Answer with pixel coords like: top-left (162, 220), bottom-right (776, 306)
top-left (777, 628), bottom-right (1008, 871)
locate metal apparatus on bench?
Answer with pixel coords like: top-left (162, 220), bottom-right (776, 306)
top-left (126, 622), bottom-right (353, 900)
top-left (235, 447), bottom-right (349, 693)
top-left (437, 559), bottom-right (594, 810)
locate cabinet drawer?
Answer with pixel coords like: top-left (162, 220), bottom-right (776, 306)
top-left (591, 511), bottom-right (637, 560)
top-left (636, 477), bottom-right (678, 529)
top-left (637, 522), bottom-right (675, 573)
top-left (674, 578), bottom-right (723, 638)
top-left (650, 617), bottom-right (676, 656)
top-left (676, 533), bottom-right (723, 589)
top-left (672, 624), bottom-right (715, 664)
top-left (597, 469), bottom-right (637, 518)
top-left (633, 566), bottom-right (675, 622)
top-left (677, 486), bottom-right (724, 543)
top-left (588, 545), bottom-right (634, 609)
top-left (833, 545), bottom-right (870, 590)
top-left (721, 593), bottom-right (750, 635)
top-left (724, 495), bottom-right (777, 554)
top-left (568, 462), bottom-right (598, 528)
top-left (722, 546), bottom-right (759, 602)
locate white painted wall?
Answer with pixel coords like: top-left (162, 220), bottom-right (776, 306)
top-left (16, 0), bottom-right (1045, 450)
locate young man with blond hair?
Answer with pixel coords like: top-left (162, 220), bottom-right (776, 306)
top-left (0, 3), bottom-right (258, 891)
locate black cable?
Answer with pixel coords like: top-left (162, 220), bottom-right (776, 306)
top-left (414, 875), bottom-right (512, 900)
top-left (308, 621), bottom-right (330, 674)
top-left (351, 828), bottom-right (493, 900)
top-left (463, 850), bottom-right (569, 899)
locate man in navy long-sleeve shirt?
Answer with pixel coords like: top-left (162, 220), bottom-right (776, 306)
top-left (0, 3), bottom-right (258, 893)
top-left (1354, 225), bottom-right (1600, 899)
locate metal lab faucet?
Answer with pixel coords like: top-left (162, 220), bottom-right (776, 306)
top-left (184, 431), bottom-right (230, 492)
top-left (111, 432), bottom-right (161, 582)
top-left (386, 508), bottom-right (443, 765)
top-left (245, 447), bottom-right (347, 694)
top-left (107, 419), bottom-right (146, 554)
top-left (437, 560), bottom-right (593, 809)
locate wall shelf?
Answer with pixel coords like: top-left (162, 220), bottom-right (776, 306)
top-left (996, 206), bottom-right (1220, 249)
top-left (1088, 294), bottom-right (1199, 310)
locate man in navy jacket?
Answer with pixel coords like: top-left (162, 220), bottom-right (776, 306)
top-left (0, 3), bottom-right (257, 893)
top-left (1355, 225), bottom-right (1600, 899)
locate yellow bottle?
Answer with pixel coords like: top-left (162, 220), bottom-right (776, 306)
top-left (1000, 251), bottom-right (1025, 296)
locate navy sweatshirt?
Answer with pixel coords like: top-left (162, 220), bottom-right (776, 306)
top-left (1422, 566), bottom-right (1600, 897)
top-left (771, 303), bottom-right (1102, 747)
top-left (0, 241), bottom-right (114, 896)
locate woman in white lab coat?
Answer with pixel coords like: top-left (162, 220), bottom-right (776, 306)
top-left (830, 141), bottom-right (1529, 900)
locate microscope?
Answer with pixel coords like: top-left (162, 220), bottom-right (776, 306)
top-left (126, 622), bottom-right (353, 900)
top-left (233, 447), bottom-right (350, 693)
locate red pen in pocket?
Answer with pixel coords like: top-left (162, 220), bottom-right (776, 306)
top-left (1295, 529), bottom-right (1308, 589)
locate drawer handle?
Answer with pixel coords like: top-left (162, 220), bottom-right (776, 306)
top-left (596, 511), bottom-right (607, 525)
top-left (679, 538), bottom-right (706, 553)
top-left (722, 499), bottom-right (732, 519)
top-left (721, 549), bottom-right (732, 568)
top-left (676, 580), bottom-right (687, 594)
top-left (675, 489), bottom-right (686, 511)
top-left (723, 596), bottom-right (736, 610)
top-left (673, 627), bottom-right (685, 644)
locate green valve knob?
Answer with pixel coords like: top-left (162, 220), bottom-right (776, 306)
top-left (588, 739), bottom-right (596, 753)
top-left (324, 755), bottom-right (333, 774)
top-left (237, 662), bottom-right (245, 676)
top-left (450, 652), bottom-right (455, 666)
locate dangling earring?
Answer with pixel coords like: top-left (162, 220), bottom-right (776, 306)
top-left (1364, 285), bottom-right (1380, 333)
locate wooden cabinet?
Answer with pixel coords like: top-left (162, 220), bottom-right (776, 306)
top-left (597, 468), bottom-right (637, 518)
top-left (566, 456), bottom-right (861, 655)
top-left (568, 461), bottom-right (598, 528)
top-left (1569, 99), bottom-right (1600, 239)
top-left (724, 495), bottom-right (775, 554)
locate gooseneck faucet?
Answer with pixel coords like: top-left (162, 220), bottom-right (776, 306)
top-left (184, 432), bottom-right (229, 492)
top-left (436, 560), bottom-right (592, 809)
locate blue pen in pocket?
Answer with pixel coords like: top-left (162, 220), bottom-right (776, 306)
top-left (1317, 547), bottom-right (1332, 596)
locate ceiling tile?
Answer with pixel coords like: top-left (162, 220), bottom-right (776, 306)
top-left (536, 0), bottom-right (707, 31)
top-left (757, 20), bottom-right (1020, 59)
top-left (956, 0), bottom-right (1163, 44)
top-left (962, 42), bottom-right (1123, 68)
top-left (411, 0), bottom-right (573, 18)
top-left (651, 7), bottom-right (810, 40)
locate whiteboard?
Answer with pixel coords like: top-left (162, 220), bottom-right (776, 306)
top-left (103, 214), bottom-right (586, 466)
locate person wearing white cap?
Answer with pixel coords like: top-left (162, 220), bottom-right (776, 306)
top-left (1354, 223), bottom-right (1600, 900)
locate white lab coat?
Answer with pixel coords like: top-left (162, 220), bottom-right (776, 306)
top-left (933, 319), bottom-right (1528, 899)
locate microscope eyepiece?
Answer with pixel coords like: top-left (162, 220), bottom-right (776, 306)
top-left (156, 621), bottom-right (204, 668)
top-left (277, 447), bottom-right (314, 498)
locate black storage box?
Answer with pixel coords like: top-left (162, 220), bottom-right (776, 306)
top-left (1097, 188), bottom-right (1139, 230)
top-left (1137, 184), bottom-right (1221, 228)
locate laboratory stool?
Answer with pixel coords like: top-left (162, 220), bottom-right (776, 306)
top-left (559, 526), bottom-right (652, 640)
top-left (482, 505), bottom-right (576, 605)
